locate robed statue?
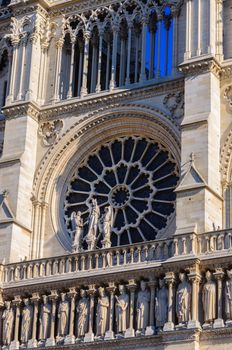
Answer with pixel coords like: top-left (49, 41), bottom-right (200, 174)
top-left (39, 295), bottom-right (51, 342)
top-left (86, 198), bottom-right (100, 250)
top-left (21, 298), bottom-right (33, 344)
top-left (76, 289), bottom-right (89, 339)
top-left (71, 211), bottom-right (83, 252)
top-left (100, 206), bottom-right (114, 248)
top-left (176, 273), bottom-right (191, 325)
top-left (57, 293), bottom-right (69, 339)
top-left (2, 301), bottom-right (14, 346)
top-left (96, 287), bottom-right (109, 337)
top-left (202, 271), bottom-right (216, 325)
top-left (225, 269), bottom-right (232, 321)
top-left (115, 285), bottom-right (129, 335)
top-left (136, 281), bottom-right (150, 334)
top-left (155, 279), bottom-right (168, 329)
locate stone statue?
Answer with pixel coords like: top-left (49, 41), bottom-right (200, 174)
top-left (39, 295), bottom-right (51, 342)
top-left (71, 211), bottom-right (83, 252)
top-left (225, 269), bottom-right (232, 321)
top-left (155, 279), bottom-right (168, 329)
top-left (76, 289), bottom-right (89, 339)
top-left (86, 198), bottom-right (100, 250)
top-left (101, 206), bottom-right (114, 248)
top-left (176, 272), bottom-right (191, 325)
top-left (202, 270), bottom-right (216, 325)
top-left (21, 298), bottom-right (33, 344)
top-left (57, 293), bottom-right (69, 338)
top-left (115, 285), bottom-right (129, 335)
top-left (96, 287), bottom-right (109, 337)
top-left (136, 281), bottom-right (150, 334)
top-left (2, 301), bottom-right (14, 346)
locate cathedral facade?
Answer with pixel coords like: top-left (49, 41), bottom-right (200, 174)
top-left (0, 0), bottom-right (232, 349)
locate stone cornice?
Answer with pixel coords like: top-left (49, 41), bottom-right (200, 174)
top-left (39, 78), bottom-right (184, 120)
top-left (179, 56), bottom-right (222, 78)
top-left (3, 101), bottom-right (40, 121)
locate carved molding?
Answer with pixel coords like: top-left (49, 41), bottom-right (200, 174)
top-left (224, 84), bottom-right (232, 108)
top-left (39, 79), bottom-right (184, 121)
top-left (3, 102), bottom-right (40, 121)
top-left (38, 120), bottom-right (63, 146)
top-left (179, 57), bottom-right (222, 78)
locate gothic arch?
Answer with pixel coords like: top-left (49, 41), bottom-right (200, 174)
top-left (32, 105), bottom-right (180, 256)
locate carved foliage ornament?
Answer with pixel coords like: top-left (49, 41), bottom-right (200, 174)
top-left (224, 85), bottom-right (232, 109)
top-left (163, 91), bottom-right (184, 120)
top-left (38, 120), bottom-right (63, 146)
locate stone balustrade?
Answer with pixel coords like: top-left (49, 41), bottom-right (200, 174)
top-left (1, 239), bottom-right (173, 285)
top-left (2, 229), bottom-right (232, 286)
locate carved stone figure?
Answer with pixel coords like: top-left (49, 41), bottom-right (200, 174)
top-left (57, 293), bottom-right (69, 338)
top-left (115, 285), bottom-right (129, 335)
top-left (39, 295), bottom-right (51, 341)
top-left (155, 279), bottom-right (168, 328)
top-left (76, 290), bottom-right (89, 338)
top-left (21, 298), bottom-right (33, 344)
top-left (202, 271), bottom-right (216, 325)
top-left (96, 287), bottom-right (109, 337)
top-left (176, 273), bottom-right (191, 325)
top-left (136, 281), bottom-right (150, 334)
top-left (86, 198), bottom-right (100, 250)
top-left (101, 206), bottom-right (114, 248)
top-left (71, 211), bottom-right (83, 252)
top-left (2, 301), bottom-right (14, 346)
top-left (225, 269), bottom-right (232, 321)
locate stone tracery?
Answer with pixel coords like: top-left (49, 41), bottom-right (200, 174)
top-left (64, 135), bottom-right (179, 248)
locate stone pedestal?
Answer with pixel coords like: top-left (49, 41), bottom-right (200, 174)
top-left (64, 335), bottom-right (75, 345)
top-left (163, 321), bottom-right (175, 332)
top-left (187, 320), bottom-right (201, 330)
top-left (84, 332), bottom-right (94, 342)
top-left (125, 328), bottom-right (135, 338)
top-left (213, 318), bottom-right (225, 329)
top-left (104, 330), bottom-right (115, 340)
top-left (9, 341), bottom-right (19, 350)
top-left (45, 338), bottom-right (56, 347)
top-left (145, 326), bottom-right (155, 336)
top-left (27, 339), bottom-right (38, 348)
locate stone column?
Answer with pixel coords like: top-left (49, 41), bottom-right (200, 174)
top-left (90, 34), bottom-right (98, 93)
top-left (17, 35), bottom-right (27, 100)
top-left (110, 25), bottom-right (119, 91)
top-left (139, 16), bottom-right (148, 83)
top-left (67, 39), bottom-right (76, 99)
top-left (37, 45), bottom-right (48, 104)
top-left (125, 279), bottom-right (137, 338)
top-left (184, 0), bottom-right (192, 60)
top-left (28, 293), bottom-right (40, 348)
top-left (125, 22), bottom-right (132, 85)
top-left (119, 29), bottom-right (126, 87)
top-left (155, 16), bottom-right (162, 79)
top-left (213, 268), bottom-right (225, 328)
top-left (11, 296), bottom-right (22, 350)
top-left (196, 0), bottom-right (202, 56)
top-left (105, 32), bottom-right (111, 90)
top-left (7, 39), bottom-right (19, 104)
top-left (64, 287), bottom-right (77, 344)
top-left (187, 265), bottom-right (201, 329)
top-left (96, 29), bottom-right (104, 93)
top-left (149, 24), bottom-right (155, 80)
top-left (216, 0), bottom-right (223, 61)
top-left (163, 272), bottom-right (175, 331)
top-left (171, 7), bottom-right (179, 74)
top-left (80, 30), bottom-right (91, 98)
top-left (146, 278), bottom-right (156, 335)
top-left (45, 290), bottom-right (58, 347)
top-left (84, 285), bottom-right (96, 342)
top-left (164, 15), bottom-right (171, 76)
top-left (208, 0), bottom-right (216, 54)
top-left (105, 282), bottom-right (116, 340)
top-left (53, 39), bottom-right (64, 102)
top-left (25, 33), bottom-right (39, 101)
top-left (0, 290), bottom-right (4, 347)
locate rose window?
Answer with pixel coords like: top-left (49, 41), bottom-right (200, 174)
top-left (64, 136), bottom-right (179, 247)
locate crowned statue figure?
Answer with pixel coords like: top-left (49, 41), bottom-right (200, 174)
top-left (86, 198), bottom-right (100, 250)
top-left (2, 301), bottom-right (14, 347)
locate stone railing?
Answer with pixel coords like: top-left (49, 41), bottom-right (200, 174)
top-left (2, 229), bottom-right (232, 286)
top-left (1, 239), bottom-right (173, 285)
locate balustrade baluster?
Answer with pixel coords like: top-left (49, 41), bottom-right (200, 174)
top-left (81, 255), bottom-right (85, 271)
top-left (95, 254), bottom-right (99, 270)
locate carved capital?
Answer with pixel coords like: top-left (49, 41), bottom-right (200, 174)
top-left (164, 272), bottom-right (175, 285)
